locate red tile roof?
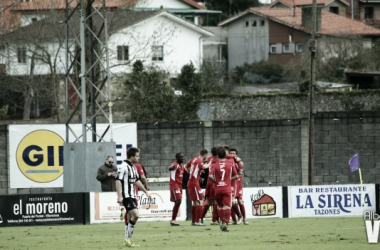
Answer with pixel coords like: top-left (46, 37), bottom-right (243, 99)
top-left (271, 0), bottom-right (349, 7)
top-left (11, 0), bottom-right (138, 11)
top-left (220, 7), bottom-right (380, 36)
top-left (0, 0), bottom-right (20, 32)
top-left (11, 0), bottom-right (206, 11)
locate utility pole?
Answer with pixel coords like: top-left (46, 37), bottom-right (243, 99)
top-left (308, 0), bottom-right (317, 185)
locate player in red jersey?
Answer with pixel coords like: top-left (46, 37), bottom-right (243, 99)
top-left (209, 147), bottom-right (238, 232)
top-left (169, 153), bottom-right (187, 226)
top-left (224, 146), bottom-right (243, 225)
top-left (201, 147), bottom-right (220, 225)
top-left (186, 149), bottom-right (209, 226)
top-left (229, 148), bottom-right (248, 225)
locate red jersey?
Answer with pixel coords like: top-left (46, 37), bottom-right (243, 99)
top-left (134, 163), bottom-right (145, 195)
top-left (210, 159), bottom-right (237, 192)
top-left (169, 161), bottom-right (185, 189)
top-left (134, 163), bottom-right (145, 177)
top-left (207, 155), bottom-right (218, 164)
top-left (226, 154), bottom-right (238, 184)
top-left (186, 157), bottom-right (204, 188)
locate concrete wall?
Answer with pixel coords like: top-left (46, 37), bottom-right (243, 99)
top-left (1, 111), bottom-right (379, 195)
top-left (226, 13), bottom-right (269, 73)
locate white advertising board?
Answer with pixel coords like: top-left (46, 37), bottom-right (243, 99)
top-left (90, 190), bottom-right (187, 223)
top-left (243, 187), bottom-right (283, 219)
top-left (8, 123), bottom-right (137, 188)
top-left (288, 184), bottom-right (377, 218)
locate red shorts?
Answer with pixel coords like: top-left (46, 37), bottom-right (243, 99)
top-left (188, 184), bottom-right (204, 201)
top-left (170, 188), bottom-right (182, 202)
top-left (235, 179), bottom-right (243, 199)
top-left (204, 183), bottom-right (215, 200)
top-left (215, 189), bottom-right (232, 208)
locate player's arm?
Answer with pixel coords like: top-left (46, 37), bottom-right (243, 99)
top-left (168, 164), bottom-right (176, 171)
top-left (202, 161), bottom-right (211, 169)
top-left (231, 165), bottom-right (239, 181)
top-left (208, 164), bottom-right (215, 181)
top-left (116, 180), bottom-right (123, 204)
top-left (236, 157), bottom-right (244, 168)
top-left (136, 180), bottom-right (151, 199)
top-left (140, 175), bottom-right (148, 190)
top-left (184, 160), bottom-right (192, 171)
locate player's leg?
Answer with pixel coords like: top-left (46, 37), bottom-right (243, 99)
top-left (236, 180), bottom-right (247, 224)
top-left (122, 198), bottom-right (140, 247)
top-left (171, 189), bottom-right (182, 226)
top-left (195, 186), bottom-right (204, 225)
top-left (220, 192), bottom-right (232, 232)
top-left (237, 198), bottom-right (248, 225)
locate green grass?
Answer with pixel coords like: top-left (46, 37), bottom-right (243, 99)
top-left (0, 217), bottom-right (378, 250)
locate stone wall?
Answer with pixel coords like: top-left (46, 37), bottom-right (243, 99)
top-left (137, 112), bottom-right (380, 188)
top-left (199, 92), bottom-right (380, 120)
top-left (0, 112), bottom-right (379, 194)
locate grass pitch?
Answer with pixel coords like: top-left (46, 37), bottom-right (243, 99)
top-left (0, 217), bottom-right (377, 250)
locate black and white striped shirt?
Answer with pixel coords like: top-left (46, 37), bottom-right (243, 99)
top-left (116, 160), bottom-right (140, 199)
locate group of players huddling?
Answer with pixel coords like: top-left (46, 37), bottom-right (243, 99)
top-left (169, 145), bottom-right (248, 232)
top-left (115, 146), bottom-right (248, 247)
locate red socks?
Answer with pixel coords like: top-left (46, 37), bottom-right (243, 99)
top-left (172, 202), bottom-right (181, 221)
top-left (232, 203), bottom-right (241, 217)
top-left (201, 204), bottom-right (210, 219)
top-left (192, 206), bottom-right (196, 223)
top-left (197, 205), bottom-right (203, 223)
top-left (239, 203), bottom-right (246, 219)
top-left (212, 204), bottom-right (218, 222)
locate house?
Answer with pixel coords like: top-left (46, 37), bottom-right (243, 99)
top-left (202, 26), bottom-right (228, 64)
top-left (6, 0), bottom-right (219, 27)
top-left (269, 0), bottom-right (380, 27)
top-left (219, 7), bottom-right (380, 74)
top-left (269, 0), bottom-right (350, 17)
top-left (0, 10), bottom-right (213, 77)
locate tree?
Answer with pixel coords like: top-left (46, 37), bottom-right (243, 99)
top-left (205, 0), bottom-right (260, 25)
top-left (123, 60), bottom-right (178, 122)
top-left (176, 62), bottom-right (203, 120)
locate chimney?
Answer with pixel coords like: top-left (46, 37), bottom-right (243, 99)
top-left (301, 6), bottom-right (322, 31)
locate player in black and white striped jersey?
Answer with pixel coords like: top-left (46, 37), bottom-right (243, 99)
top-left (116, 147), bottom-right (151, 248)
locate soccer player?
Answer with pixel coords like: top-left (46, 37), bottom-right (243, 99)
top-left (209, 147), bottom-right (238, 232)
top-left (116, 147), bottom-right (151, 247)
top-left (201, 147), bottom-right (219, 225)
top-left (230, 148), bottom-right (248, 225)
top-left (186, 149), bottom-right (210, 226)
top-left (121, 161), bottom-right (149, 224)
top-left (224, 145), bottom-right (243, 225)
top-left (169, 152), bottom-right (187, 226)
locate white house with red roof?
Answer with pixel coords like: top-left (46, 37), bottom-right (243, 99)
top-left (0, 10), bottom-right (213, 76)
top-left (219, 7), bottom-right (380, 74)
top-left (5, 0), bottom-right (218, 27)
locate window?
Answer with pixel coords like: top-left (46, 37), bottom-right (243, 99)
top-left (152, 46), bottom-right (163, 61)
top-left (244, 21), bottom-right (249, 27)
top-left (296, 43), bottom-right (303, 53)
top-left (261, 20), bottom-right (265, 26)
top-left (270, 45), bottom-right (277, 54)
top-left (31, 17), bottom-right (38, 23)
top-left (329, 7), bottom-right (339, 14)
top-left (117, 46), bottom-right (129, 61)
top-left (17, 47), bottom-right (27, 63)
top-left (252, 21), bottom-right (257, 27)
top-left (365, 7), bottom-right (374, 19)
top-left (283, 43), bottom-right (290, 53)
